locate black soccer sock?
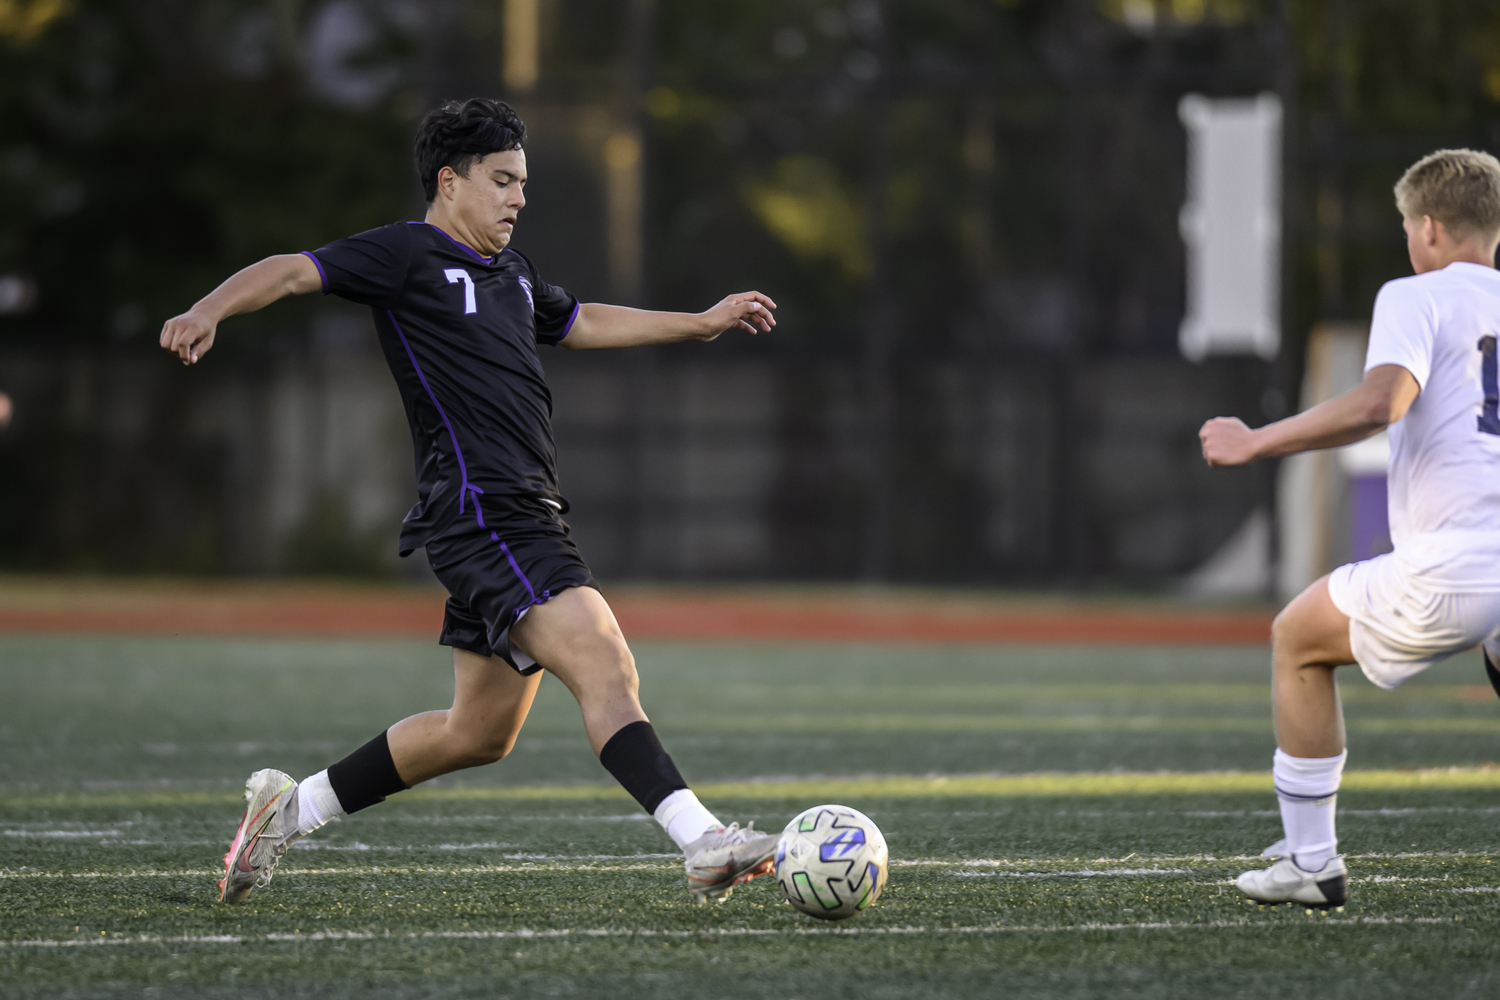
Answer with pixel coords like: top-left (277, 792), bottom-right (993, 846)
top-left (598, 720), bottom-right (688, 813)
top-left (326, 730), bottom-right (409, 814)
top-left (1486, 649), bottom-right (1500, 703)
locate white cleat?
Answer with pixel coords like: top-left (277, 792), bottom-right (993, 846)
top-left (684, 822), bottom-right (778, 904)
top-left (1236, 854), bottom-right (1348, 911)
top-left (218, 768), bottom-right (301, 904)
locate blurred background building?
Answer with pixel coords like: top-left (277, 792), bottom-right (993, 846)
top-left (0, 0), bottom-right (1497, 591)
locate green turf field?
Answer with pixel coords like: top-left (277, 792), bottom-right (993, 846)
top-left (4, 634), bottom-right (1500, 998)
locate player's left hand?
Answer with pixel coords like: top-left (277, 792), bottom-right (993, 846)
top-left (1199, 416), bottom-right (1260, 466)
top-left (696, 292), bottom-right (777, 340)
top-left (159, 309), bottom-right (218, 365)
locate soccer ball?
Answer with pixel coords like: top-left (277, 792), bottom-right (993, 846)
top-left (774, 804), bottom-right (888, 920)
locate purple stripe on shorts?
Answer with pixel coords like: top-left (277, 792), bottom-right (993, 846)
top-left (490, 530), bottom-right (539, 609)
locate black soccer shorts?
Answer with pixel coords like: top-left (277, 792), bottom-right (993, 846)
top-left (423, 495), bottom-right (597, 674)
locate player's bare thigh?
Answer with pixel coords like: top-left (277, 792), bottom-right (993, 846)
top-left (447, 646), bottom-right (544, 752)
top-left (510, 586), bottom-right (648, 753)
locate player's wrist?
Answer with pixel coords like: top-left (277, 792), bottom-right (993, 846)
top-left (1248, 425), bottom-right (1280, 461)
top-left (185, 303), bottom-right (223, 328)
top-left (690, 312), bottom-right (718, 340)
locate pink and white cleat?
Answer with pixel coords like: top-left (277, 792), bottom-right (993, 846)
top-left (218, 768), bottom-right (301, 904)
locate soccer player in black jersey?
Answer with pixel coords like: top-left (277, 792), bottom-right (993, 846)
top-left (159, 98), bottom-right (779, 906)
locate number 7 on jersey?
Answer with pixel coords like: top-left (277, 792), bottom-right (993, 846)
top-left (444, 269), bottom-right (476, 315)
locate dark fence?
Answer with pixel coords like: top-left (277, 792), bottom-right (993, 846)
top-left (0, 0), bottom-right (1491, 584)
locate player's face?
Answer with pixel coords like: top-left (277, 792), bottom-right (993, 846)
top-left (454, 149), bottom-right (528, 252)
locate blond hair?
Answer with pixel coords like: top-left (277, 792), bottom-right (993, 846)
top-left (1394, 148), bottom-right (1500, 243)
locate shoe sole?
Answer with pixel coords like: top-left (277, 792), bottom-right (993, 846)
top-left (690, 853), bottom-right (776, 904)
top-left (1242, 873), bottom-right (1348, 912)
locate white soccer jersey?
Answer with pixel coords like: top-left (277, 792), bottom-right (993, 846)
top-left (1366, 261), bottom-right (1500, 589)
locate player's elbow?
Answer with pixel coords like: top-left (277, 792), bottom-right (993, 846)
top-left (1360, 394), bottom-right (1407, 432)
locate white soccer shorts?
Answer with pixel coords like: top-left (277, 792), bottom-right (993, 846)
top-left (1327, 552), bottom-right (1500, 689)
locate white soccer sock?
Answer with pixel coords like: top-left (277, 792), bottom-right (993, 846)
top-left (1273, 748), bottom-right (1347, 872)
top-left (297, 770), bottom-right (347, 838)
top-left (653, 789), bottom-right (721, 851)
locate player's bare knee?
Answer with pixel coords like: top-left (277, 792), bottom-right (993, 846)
top-left (442, 714), bottom-right (524, 767)
top-left (1270, 605), bottom-right (1296, 648)
top-left (481, 731), bottom-right (521, 763)
top-left (600, 640), bottom-right (639, 699)
top-left (448, 731), bottom-right (516, 767)
top-left (1270, 608), bottom-right (1314, 666)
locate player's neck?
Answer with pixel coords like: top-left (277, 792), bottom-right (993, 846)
top-left (1447, 247), bottom-right (1497, 269)
top-left (422, 207), bottom-right (500, 259)
top-left (1423, 242), bottom-right (1497, 272)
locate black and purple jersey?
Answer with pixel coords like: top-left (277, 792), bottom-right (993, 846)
top-left (305, 221), bottom-right (579, 555)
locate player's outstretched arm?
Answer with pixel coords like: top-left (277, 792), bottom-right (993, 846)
top-left (563, 292), bottom-right (776, 351)
top-left (1199, 363), bottom-right (1420, 467)
top-left (159, 253), bottom-right (324, 365)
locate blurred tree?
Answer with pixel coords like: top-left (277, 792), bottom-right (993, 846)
top-left (2, 0), bottom-right (1499, 584)
top-left (0, 0), bottom-right (423, 573)
top-left (0, 0), bottom-right (419, 349)
top-left (0, 0), bottom-right (68, 43)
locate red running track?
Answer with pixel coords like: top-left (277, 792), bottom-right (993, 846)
top-left (0, 579), bottom-right (1273, 645)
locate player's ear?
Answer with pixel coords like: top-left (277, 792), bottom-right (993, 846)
top-left (438, 165), bottom-right (458, 202)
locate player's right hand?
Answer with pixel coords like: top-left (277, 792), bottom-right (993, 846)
top-left (697, 291), bottom-right (778, 340)
top-left (160, 310), bottom-right (217, 365)
top-left (1199, 416), bottom-right (1260, 466)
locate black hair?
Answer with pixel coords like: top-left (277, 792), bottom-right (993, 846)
top-left (415, 98), bottom-right (527, 203)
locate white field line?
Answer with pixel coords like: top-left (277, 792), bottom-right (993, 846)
top-left (0, 839), bottom-right (675, 851)
top-left (11, 803), bottom-right (1498, 838)
top-left (9, 849), bottom-right (1498, 881)
top-left (3, 830), bottom-right (126, 838)
top-left (951, 868), bottom-right (1192, 878)
top-left (0, 859), bottom-right (1233, 880)
top-left (945, 871), bottom-right (1497, 886)
top-left (0, 816), bottom-right (653, 833)
top-left (0, 837), bottom-right (677, 853)
top-left (0, 915), bottom-right (1465, 949)
top-left (0, 861), bottom-right (681, 880)
top-left (892, 850), bottom-right (1500, 866)
top-left (8, 858), bottom-right (1499, 882)
top-left (1023, 807), bottom-right (1500, 819)
top-left (291, 844), bottom-right (679, 856)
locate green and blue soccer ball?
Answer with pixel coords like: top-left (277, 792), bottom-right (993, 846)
top-left (774, 804), bottom-right (888, 920)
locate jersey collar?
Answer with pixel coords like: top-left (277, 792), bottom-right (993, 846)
top-left (409, 221), bottom-right (498, 265)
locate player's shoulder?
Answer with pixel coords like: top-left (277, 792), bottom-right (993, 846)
top-left (320, 220), bottom-right (415, 252)
top-left (351, 220), bottom-right (415, 240)
top-left (500, 245), bottom-right (536, 272)
top-left (1382, 263), bottom-right (1500, 298)
top-left (1377, 270), bottom-right (1437, 299)
top-left (1373, 270), bottom-right (1448, 318)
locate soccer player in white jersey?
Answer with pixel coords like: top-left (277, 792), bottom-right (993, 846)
top-left (1199, 148), bottom-right (1500, 910)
